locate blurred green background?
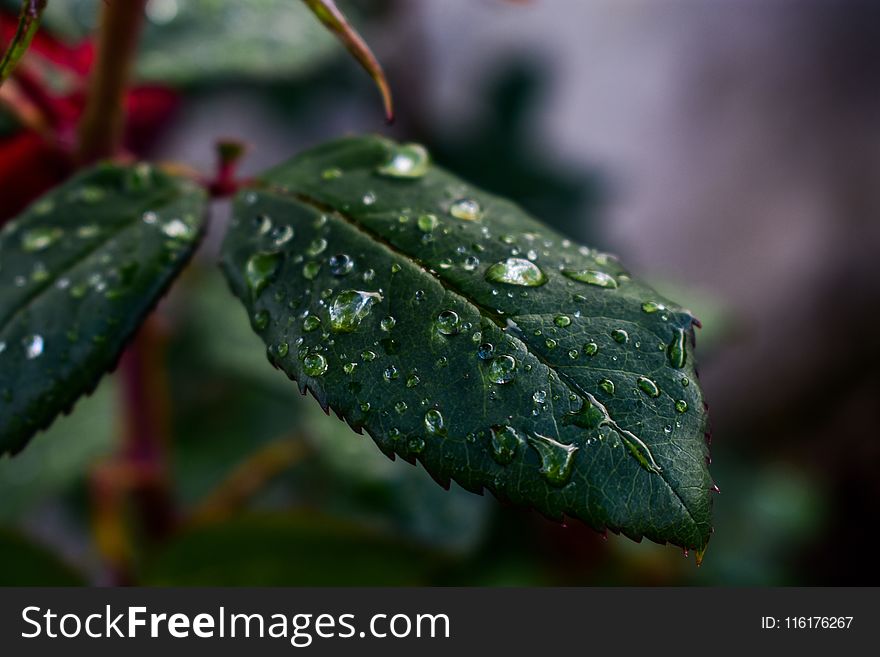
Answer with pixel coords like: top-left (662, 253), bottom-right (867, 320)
top-left (1, 0), bottom-right (877, 585)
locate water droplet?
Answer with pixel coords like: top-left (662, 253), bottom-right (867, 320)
top-left (245, 251), bottom-right (282, 298)
top-left (489, 425), bottom-right (524, 465)
top-left (391, 263), bottom-right (402, 274)
top-left (487, 355), bottom-right (517, 384)
top-left (383, 365), bottom-right (399, 382)
top-left (561, 269), bottom-right (618, 288)
top-left (395, 401), bottom-right (409, 414)
top-left (270, 224), bottom-right (294, 246)
top-left (303, 261), bottom-right (321, 280)
top-left (360, 401), bottom-right (371, 412)
top-left (599, 379), bottom-right (615, 395)
top-left (162, 218), bottom-right (196, 241)
top-left (545, 338), bottom-right (557, 349)
top-left (303, 353), bottom-right (328, 377)
top-left (462, 255), bottom-right (480, 272)
top-left (21, 227), bottom-right (63, 252)
top-left (533, 390), bottom-right (547, 403)
top-left (675, 399), bottom-right (689, 413)
top-left (329, 290), bottom-right (382, 332)
top-left (477, 343), bottom-right (495, 360)
top-left (361, 350), bottom-right (376, 362)
top-left (22, 334), bottom-right (44, 359)
top-left (584, 342), bottom-right (598, 357)
top-left (343, 362), bottom-right (357, 374)
top-left (302, 315), bottom-right (321, 332)
top-left (76, 224), bottom-right (101, 239)
top-left (362, 192), bottom-right (376, 206)
top-left (252, 310), bottom-right (269, 331)
top-left (406, 374), bottom-right (420, 388)
top-left (306, 238), bottom-right (328, 256)
top-left (436, 310), bottom-right (461, 336)
top-left (380, 316), bottom-right (396, 331)
top-left (276, 342), bottom-right (289, 358)
top-left (322, 167), bottom-right (342, 180)
top-left (417, 213), bottom-right (439, 232)
top-left (449, 198), bottom-right (483, 221)
top-left (527, 433), bottom-right (578, 485)
top-left (637, 376), bottom-right (660, 398)
top-left (568, 349), bottom-right (579, 359)
top-left (641, 300), bottom-right (666, 314)
top-left (554, 315), bottom-right (571, 327)
top-left (611, 329), bottom-right (628, 344)
top-left (377, 143), bottom-right (430, 178)
top-left (681, 376), bottom-right (690, 387)
top-left (667, 327), bottom-right (687, 368)
top-left (485, 258), bottom-right (547, 287)
top-left (408, 437), bottom-right (426, 454)
top-left (424, 409), bottom-right (445, 434)
top-left (328, 253), bottom-right (354, 276)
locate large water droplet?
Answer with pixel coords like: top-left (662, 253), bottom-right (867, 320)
top-left (611, 329), bottom-right (628, 344)
top-left (245, 251), bottom-right (282, 298)
top-left (377, 143), bottom-right (430, 179)
top-left (561, 269), bottom-right (618, 289)
top-left (637, 376), bottom-right (660, 398)
top-left (487, 355), bottom-right (517, 384)
top-left (303, 353), bottom-right (328, 377)
top-left (562, 398), bottom-right (606, 429)
top-left (424, 409), bottom-right (446, 434)
top-left (435, 310), bottom-right (461, 336)
top-left (667, 327), bottom-right (687, 369)
top-left (21, 227), bottom-right (63, 252)
top-left (527, 433), bottom-right (578, 485)
top-left (328, 290), bottom-right (382, 332)
top-left (485, 258), bottom-right (547, 287)
top-left (489, 425), bottom-right (525, 465)
top-left (23, 334), bottom-right (44, 359)
top-left (449, 198), bottom-right (483, 221)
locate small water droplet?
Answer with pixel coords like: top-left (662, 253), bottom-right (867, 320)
top-left (406, 374), bottom-right (420, 388)
top-left (417, 213), bottom-right (439, 232)
top-left (21, 227), bottom-right (63, 252)
top-left (23, 334), bottom-right (44, 359)
top-left (584, 342), bottom-right (598, 357)
top-left (306, 238), bottom-right (328, 256)
top-left (329, 290), bottom-right (382, 332)
top-left (554, 315), bottom-right (571, 327)
top-left (303, 353), bottom-right (328, 377)
top-left (487, 355), bottom-right (517, 384)
top-left (252, 310), bottom-right (269, 331)
top-left (245, 251), bottom-right (282, 298)
top-left (328, 253), bottom-right (354, 276)
top-left (568, 349), bottom-right (579, 359)
top-left (667, 327), bottom-right (687, 369)
top-left (449, 198), bottom-right (483, 221)
top-left (361, 350), bottom-right (377, 362)
top-left (561, 268), bottom-right (618, 288)
top-left (322, 167), bottom-right (342, 180)
top-left (637, 376), bottom-right (660, 398)
top-left (383, 365), bottom-right (399, 382)
top-left (681, 376), bottom-right (690, 387)
top-left (436, 310), bottom-right (461, 336)
top-left (545, 338), bottom-right (557, 349)
top-left (527, 433), bottom-right (578, 485)
top-left (599, 379), bottom-right (615, 395)
top-left (302, 315), bottom-right (321, 332)
top-left (485, 258), bottom-right (547, 287)
top-left (424, 409), bottom-right (445, 434)
top-left (489, 425), bottom-right (525, 465)
top-left (380, 316), bottom-right (396, 331)
top-left (303, 261), bottom-right (321, 280)
top-left (362, 192), bottom-right (376, 206)
top-left (270, 224), bottom-right (294, 246)
top-left (611, 329), bottom-right (628, 344)
top-left (641, 300), bottom-right (666, 313)
top-left (477, 343), bottom-right (495, 360)
top-left (343, 362), bottom-right (357, 374)
top-left (377, 143), bottom-right (430, 178)
top-left (276, 342), bottom-right (289, 358)
top-left (76, 224), bottom-right (101, 239)
top-left (675, 399), bottom-right (689, 413)
top-left (408, 437), bottom-right (426, 453)
top-left (395, 401), bottom-right (409, 414)
top-left (533, 390), bottom-right (547, 403)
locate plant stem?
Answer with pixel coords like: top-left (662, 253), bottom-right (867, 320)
top-left (75, 0), bottom-right (148, 164)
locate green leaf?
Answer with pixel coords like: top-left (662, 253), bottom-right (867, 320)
top-left (221, 136), bottom-right (713, 552)
top-left (0, 162), bottom-right (207, 455)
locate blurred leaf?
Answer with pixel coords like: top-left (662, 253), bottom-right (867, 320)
top-left (0, 378), bottom-right (116, 522)
top-left (301, 0), bottom-right (393, 121)
top-left (0, 162), bottom-right (207, 455)
top-left (144, 514), bottom-right (444, 585)
top-left (0, 0), bottom-right (46, 86)
top-left (0, 527), bottom-right (84, 584)
top-left (221, 135), bottom-right (713, 551)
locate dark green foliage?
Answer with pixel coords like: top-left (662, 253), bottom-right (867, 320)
top-left (221, 136), bottom-right (713, 551)
top-left (0, 163), bottom-right (206, 455)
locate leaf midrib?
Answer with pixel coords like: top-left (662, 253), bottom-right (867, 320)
top-left (260, 184), bottom-right (703, 536)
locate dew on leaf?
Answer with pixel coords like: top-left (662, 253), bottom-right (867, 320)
top-left (302, 315), bottom-right (321, 332)
top-left (377, 143), bottom-right (430, 179)
top-left (383, 365), bottom-right (399, 382)
top-left (306, 237), bottom-right (328, 256)
top-left (21, 227), bottom-right (63, 252)
top-left (408, 437), bottom-right (426, 454)
top-left (23, 334), bottom-right (44, 359)
top-left (489, 425), bottom-right (524, 465)
top-left (436, 310), bottom-right (461, 336)
top-left (321, 167), bottom-right (342, 180)
top-left (641, 300), bottom-right (666, 314)
top-left (599, 379), bottom-right (615, 395)
top-left (380, 316), bottom-right (396, 331)
top-left (424, 409), bottom-right (445, 434)
top-left (329, 290), bottom-right (382, 333)
top-left (487, 355), bottom-right (517, 384)
top-left (477, 343), bottom-right (494, 360)
top-left (245, 251), bottom-right (282, 298)
top-left (485, 258), bottom-right (547, 287)
top-left (637, 376), bottom-right (661, 398)
top-left (270, 224), bottom-right (294, 247)
top-left (417, 213), bottom-right (439, 232)
top-left (675, 399), bottom-right (689, 413)
top-left (252, 310), bottom-right (269, 331)
top-left (449, 198), bottom-right (483, 221)
top-left (584, 342), bottom-right (598, 357)
top-left (527, 433), bottom-right (578, 485)
top-left (554, 315), bottom-right (571, 327)
top-left (668, 327), bottom-right (687, 369)
top-left (611, 329), bottom-right (628, 344)
top-left (303, 353), bottom-right (328, 377)
top-left (302, 261), bottom-right (321, 280)
top-left (561, 268), bottom-right (618, 289)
